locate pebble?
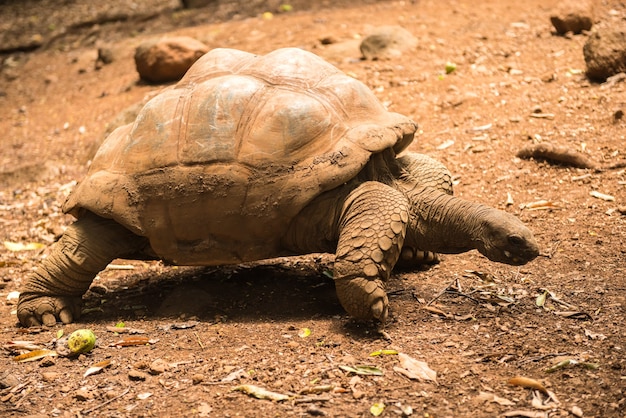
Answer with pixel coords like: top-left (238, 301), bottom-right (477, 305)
top-left (41, 372), bottom-right (59, 382)
top-left (0, 373), bottom-right (19, 389)
top-left (149, 358), bottom-right (169, 375)
top-left (128, 369), bottom-right (148, 381)
top-left (74, 388), bottom-right (93, 401)
top-left (550, 0), bottom-right (594, 35)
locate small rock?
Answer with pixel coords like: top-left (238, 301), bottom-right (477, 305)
top-left (44, 75), bottom-right (58, 84)
top-left (306, 405), bottom-right (327, 416)
top-left (319, 36), bottom-right (338, 45)
top-left (133, 360), bottom-right (150, 370)
top-left (39, 356), bottom-right (56, 367)
top-left (96, 47), bottom-right (116, 68)
top-left (105, 390), bottom-right (121, 400)
top-left (617, 206), bottom-right (626, 215)
top-left (550, 0), bottom-right (595, 35)
top-left (134, 36), bottom-right (209, 83)
top-left (128, 369), bottom-right (148, 381)
top-left (571, 405), bottom-right (584, 417)
top-left (192, 373), bottom-right (204, 384)
top-left (0, 373), bottom-right (19, 389)
top-left (149, 358), bottom-right (170, 375)
top-left (613, 109), bottom-right (624, 122)
top-left (74, 388), bottom-right (94, 401)
top-left (41, 372), bottom-right (60, 382)
top-left (584, 23), bottom-right (626, 81)
top-left (360, 26), bottom-right (417, 60)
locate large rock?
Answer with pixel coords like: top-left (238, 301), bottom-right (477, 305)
top-left (583, 24), bottom-right (626, 81)
top-left (135, 37), bottom-right (209, 83)
top-left (360, 26), bottom-right (417, 60)
top-left (550, 0), bottom-right (595, 35)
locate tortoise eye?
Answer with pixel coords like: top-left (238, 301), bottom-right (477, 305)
top-left (508, 235), bottom-right (525, 246)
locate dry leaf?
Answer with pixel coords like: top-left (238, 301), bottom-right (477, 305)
top-left (105, 326), bottom-right (146, 334)
top-left (545, 358), bottom-right (599, 373)
top-left (523, 200), bottom-right (561, 210)
top-left (476, 391), bottom-right (515, 406)
top-left (502, 410), bottom-right (546, 418)
top-left (554, 311), bottom-right (592, 320)
top-left (422, 306), bottom-right (450, 318)
top-left (589, 190), bottom-right (615, 201)
top-left (220, 368), bottom-right (247, 383)
top-left (536, 290), bottom-right (548, 307)
top-left (3, 241), bottom-right (45, 252)
top-left (298, 385), bottom-right (334, 395)
top-left (394, 353), bottom-right (437, 383)
top-left (369, 349), bottom-right (398, 357)
top-left (84, 360), bottom-right (112, 377)
top-left (3, 341), bottom-right (42, 351)
top-left (507, 376), bottom-right (548, 395)
top-left (298, 328), bottom-right (311, 338)
top-left (232, 384), bottom-right (290, 401)
top-left (13, 349), bottom-right (58, 362)
top-left (370, 402), bottom-right (386, 416)
top-left (111, 336), bottom-right (158, 347)
top-left (584, 329), bottom-right (606, 340)
top-left (339, 365), bottom-right (384, 376)
top-left (437, 140), bottom-right (455, 150)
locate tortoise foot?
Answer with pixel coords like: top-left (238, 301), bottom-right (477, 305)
top-left (335, 277), bottom-right (389, 322)
top-left (17, 294), bottom-right (81, 327)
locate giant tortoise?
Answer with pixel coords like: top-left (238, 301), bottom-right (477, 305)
top-left (17, 47), bottom-right (539, 326)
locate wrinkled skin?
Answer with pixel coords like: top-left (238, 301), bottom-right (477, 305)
top-left (17, 152), bottom-right (539, 327)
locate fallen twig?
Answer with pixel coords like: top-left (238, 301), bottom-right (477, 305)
top-left (517, 143), bottom-right (595, 169)
top-left (517, 352), bottom-right (571, 366)
top-left (426, 278), bottom-right (456, 306)
top-left (83, 386), bottom-right (131, 414)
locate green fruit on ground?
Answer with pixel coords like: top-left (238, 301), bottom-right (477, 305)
top-left (67, 329), bottom-right (96, 354)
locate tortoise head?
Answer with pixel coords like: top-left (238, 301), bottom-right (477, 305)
top-left (473, 208), bottom-right (540, 265)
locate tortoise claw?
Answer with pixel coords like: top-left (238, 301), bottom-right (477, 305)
top-left (335, 277), bottom-right (389, 322)
top-left (17, 294), bottom-right (82, 327)
top-left (371, 298), bottom-right (388, 322)
top-left (41, 313), bottom-right (57, 327)
top-left (59, 308), bottom-right (75, 324)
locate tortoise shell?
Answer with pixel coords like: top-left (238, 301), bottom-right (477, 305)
top-left (64, 48), bottom-right (418, 264)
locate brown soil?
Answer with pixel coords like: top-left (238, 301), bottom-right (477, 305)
top-left (1, 0), bottom-right (625, 417)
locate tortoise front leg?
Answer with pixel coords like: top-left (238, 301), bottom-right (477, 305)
top-left (394, 152), bottom-right (452, 270)
top-left (333, 181), bottom-right (409, 322)
top-left (17, 212), bottom-right (148, 327)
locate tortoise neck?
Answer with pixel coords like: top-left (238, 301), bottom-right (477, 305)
top-left (401, 184), bottom-right (487, 254)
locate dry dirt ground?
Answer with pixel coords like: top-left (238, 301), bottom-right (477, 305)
top-left (1, 0), bottom-right (625, 417)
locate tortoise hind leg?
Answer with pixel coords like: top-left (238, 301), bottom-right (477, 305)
top-left (333, 181), bottom-right (409, 322)
top-left (17, 212), bottom-right (148, 327)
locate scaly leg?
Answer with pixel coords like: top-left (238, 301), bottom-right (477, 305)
top-left (395, 152), bottom-right (452, 269)
top-left (333, 181), bottom-right (409, 321)
top-left (17, 212), bottom-right (148, 327)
